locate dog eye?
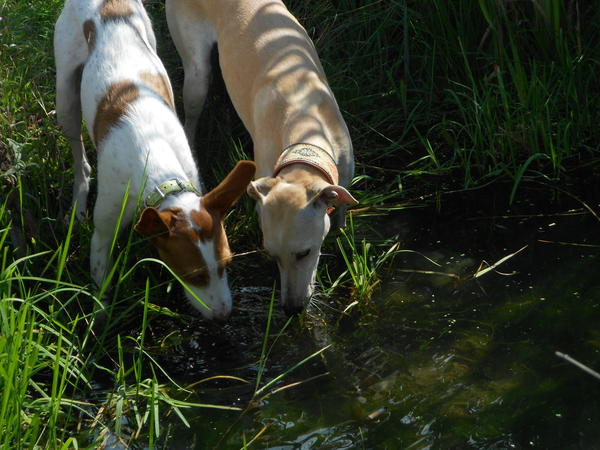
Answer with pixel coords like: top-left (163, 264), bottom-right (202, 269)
top-left (295, 249), bottom-right (310, 260)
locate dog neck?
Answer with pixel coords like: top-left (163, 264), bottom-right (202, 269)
top-left (273, 143), bottom-right (338, 185)
top-left (155, 189), bottom-right (201, 212)
top-left (144, 178), bottom-right (201, 209)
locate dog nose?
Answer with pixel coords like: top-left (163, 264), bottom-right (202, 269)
top-left (212, 306), bottom-right (231, 322)
top-left (213, 315), bottom-right (230, 324)
top-left (283, 301), bottom-right (304, 316)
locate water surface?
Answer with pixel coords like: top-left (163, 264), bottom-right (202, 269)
top-left (134, 191), bottom-right (600, 449)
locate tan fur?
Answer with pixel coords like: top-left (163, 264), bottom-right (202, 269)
top-left (168, 0), bottom-right (351, 178)
top-left (144, 206), bottom-right (231, 285)
top-left (166, 0), bottom-right (355, 314)
top-left (136, 161), bottom-right (255, 288)
top-left (202, 160), bottom-right (257, 215)
top-left (191, 208), bottom-right (230, 277)
top-left (82, 19), bottom-right (96, 51)
top-left (277, 165), bottom-right (328, 199)
top-left (193, 162), bottom-right (257, 274)
top-left (140, 72), bottom-right (175, 110)
top-left (93, 80), bottom-right (139, 145)
top-left (100, 0), bottom-right (133, 21)
top-left (153, 208), bottom-right (209, 287)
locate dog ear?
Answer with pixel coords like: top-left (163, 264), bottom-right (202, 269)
top-left (315, 185), bottom-right (358, 208)
top-left (203, 160), bottom-right (256, 215)
top-left (246, 176), bottom-right (279, 202)
top-left (135, 207), bottom-right (172, 237)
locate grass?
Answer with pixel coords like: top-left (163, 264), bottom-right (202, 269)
top-left (291, 0), bottom-right (600, 193)
top-left (334, 214), bottom-right (402, 303)
top-left (1, 0), bottom-right (599, 448)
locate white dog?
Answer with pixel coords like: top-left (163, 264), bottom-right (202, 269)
top-left (166, 0), bottom-right (358, 315)
top-left (54, 0), bottom-right (255, 320)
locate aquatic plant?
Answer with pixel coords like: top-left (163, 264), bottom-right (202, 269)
top-left (335, 214), bottom-right (402, 303)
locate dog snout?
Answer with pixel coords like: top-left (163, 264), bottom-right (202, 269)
top-left (283, 300), bottom-right (305, 316)
top-left (281, 284), bottom-right (313, 316)
top-left (201, 302), bottom-right (231, 322)
top-left (279, 269), bottom-right (314, 316)
top-left (208, 297), bottom-right (232, 322)
top-left (184, 287), bottom-right (232, 321)
top-left (213, 309), bottom-right (231, 323)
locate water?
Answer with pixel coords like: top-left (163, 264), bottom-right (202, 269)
top-left (127, 191), bottom-right (600, 449)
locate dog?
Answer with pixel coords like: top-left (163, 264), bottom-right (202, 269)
top-left (54, 0), bottom-right (256, 320)
top-left (166, 0), bottom-right (358, 316)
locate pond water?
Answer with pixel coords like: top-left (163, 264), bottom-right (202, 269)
top-left (119, 189), bottom-right (600, 449)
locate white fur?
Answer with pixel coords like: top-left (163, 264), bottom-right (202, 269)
top-left (54, 0), bottom-right (231, 320)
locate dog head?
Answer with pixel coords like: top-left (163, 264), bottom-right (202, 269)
top-left (248, 176), bottom-right (357, 315)
top-left (135, 161), bottom-right (256, 320)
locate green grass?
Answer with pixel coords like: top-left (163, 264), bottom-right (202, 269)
top-left (290, 0), bottom-right (600, 194)
top-left (334, 214), bottom-right (402, 303)
top-left (1, 0), bottom-right (599, 447)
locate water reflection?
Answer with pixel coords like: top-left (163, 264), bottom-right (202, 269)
top-left (128, 195), bottom-right (599, 449)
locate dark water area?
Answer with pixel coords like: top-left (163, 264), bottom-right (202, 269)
top-left (130, 186), bottom-right (600, 449)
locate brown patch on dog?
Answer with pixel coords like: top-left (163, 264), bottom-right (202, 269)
top-left (195, 161), bottom-right (255, 277)
top-left (140, 72), bottom-right (175, 110)
top-left (191, 207), bottom-right (231, 278)
top-left (82, 20), bottom-right (96, 51)
top-left (189, 208), bottom-right (213, 241)
top-left (158, 227), bottom-right (210, 287)
top-left (203, 161), bottom-right (257, 215)
top-left (214, 225), bottom-right (230, 278)
top-left (100, 0), bottom-right (133, 21)
top-left (93, 80), bottom-right (139, 145)
top-left (136, 183), bottom-right (242, 285)
top-left (138, 207), bottom-right (211, 287)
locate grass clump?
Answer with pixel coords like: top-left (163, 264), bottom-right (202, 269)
top-left (0, 206), bottom-right (91, 447)
top-left (334, 215), bottom-right (402, 303)
top-left (292, 0), bottom-right (600, 196)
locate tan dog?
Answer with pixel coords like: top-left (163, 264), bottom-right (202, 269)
top-left (166, 0), bottom-right (357, 315)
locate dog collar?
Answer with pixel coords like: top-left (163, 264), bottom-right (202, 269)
top-left (144, 178), bottom-right (201, 207)
top-left (273, 143), bottom-right (339, 185)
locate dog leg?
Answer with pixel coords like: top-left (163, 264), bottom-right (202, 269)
top-left (56, 70), bottom-right (92, 221)
top-left (182, 51), bottom-right (213, 147)
top-left (89, 212), bottom-right (114, 323)
top-left (90, 177), bottom-right (137, 288)
top-left (54, 12), bottom-right (92, 221)
top-left (90, 188), bottom-right (118, 289)
top-left (166, 2), bottom-right (215, 146)
top-left (90, 221), bottom-right (113, 290)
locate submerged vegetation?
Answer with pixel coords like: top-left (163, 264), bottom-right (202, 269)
top-left (1, 0), bottom-right (599, 448)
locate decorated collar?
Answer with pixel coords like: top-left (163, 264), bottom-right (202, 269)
top-left (144, 178), bottom-right (201, 207)
top-left (273, 143), bottom-right (339, 185)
